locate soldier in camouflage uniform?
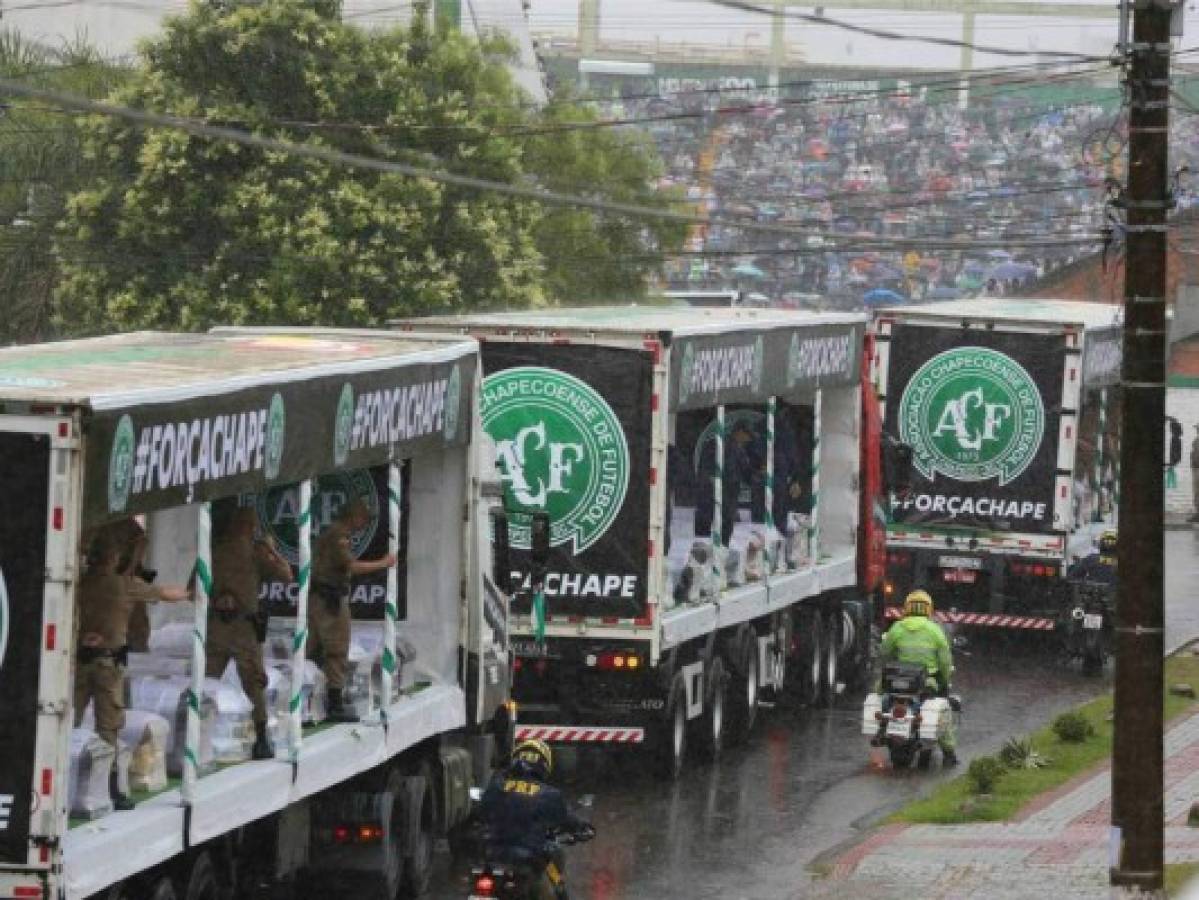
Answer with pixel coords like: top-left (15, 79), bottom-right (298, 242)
top-left (75, 524), bottom-right (189, 809)
top-left (309, 498), bottom-right (396, 722)
top-left (207, 507), bottom-right (293, 759)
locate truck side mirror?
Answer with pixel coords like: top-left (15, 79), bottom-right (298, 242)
top-left (884, 436), bottom-right (913, 495)
top-left (530, 512), bottom-right (550, 585)
top-left (491, 509), bottom-right (511, 593)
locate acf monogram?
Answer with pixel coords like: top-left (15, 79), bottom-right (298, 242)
top-left (899, 347), bottom-right (1045, 485)
top-left (481, 367), bottom-right (629, 552)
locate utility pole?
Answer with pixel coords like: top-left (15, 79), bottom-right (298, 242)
top-left (1111, 0), bottom-right (1173, 891)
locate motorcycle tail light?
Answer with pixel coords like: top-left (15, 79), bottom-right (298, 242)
top-left (893, 705), bottom-right (907, 720)
top-left (474, 874), bottom-right (497, 896)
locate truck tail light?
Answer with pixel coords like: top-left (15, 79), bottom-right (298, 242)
top-left (14, 886), bottom-right (43, 899)
top-left (586, 652), bottom-right (643, 671)
top-left (473, 874), bottom-right (497, 896)
top-left (887, 551), bottom-right (911, 566)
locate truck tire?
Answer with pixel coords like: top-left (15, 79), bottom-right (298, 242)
top-left (654, 674), bottom-right (688, 780)
top-left (798, 610), bottom-right (823, 707)
top-left (693, 656), bottom-right (727, 763)
top-left (820, 610), bottom-right (840, 707)
top-left (401, 767), bottom-right (435, 898)
top-left (180, 852), bottom-right (220, 900)
top-left (724, 633), bottom-right (759, 743)
top-left (149, 878), bottom-right (178, 900)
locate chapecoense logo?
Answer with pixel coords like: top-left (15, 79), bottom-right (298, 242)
top-left (481, 367), bottom-right (629, 552)
top-left (898, 347), bottom-right (1045, 486)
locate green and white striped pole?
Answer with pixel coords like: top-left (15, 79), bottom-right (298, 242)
top-left (809, 390), bottom-right (822, 568)
top-left (289, 480), bottom-right (313, 767)
top-left (381, 463), bottom-right (402, 719)
top-left (765, 397), bottom-right (776, 573)
top-left (1095, 388), bottom-right (1107, 522)
top-left (712, 405), bottom-right (725, 586)
top-left (183, 500), bottom-right (212, 805)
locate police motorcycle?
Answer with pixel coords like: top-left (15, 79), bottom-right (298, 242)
top-left (862, 663), bottom-right (957, 770)
top-left (1064, 577), bottom-right (1113, 676)
top-left (467, 821), bottom-right (596, 900)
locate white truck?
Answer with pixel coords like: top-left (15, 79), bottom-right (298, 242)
top-left (0, 329), bottom-right (512, 900)
top-left (874, 298), bottom-right (1123, 663)
top-left (399, 307), bottom-right (888, 778)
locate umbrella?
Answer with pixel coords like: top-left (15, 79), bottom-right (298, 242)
top-left (863, 288), bottom-right (907, 307)
top-left (987, 262), bottom-right (1038, 281)
top-left (731, 262), bottom-right (767, 280)
top-left (986, 249), bottom-right (1013, 260)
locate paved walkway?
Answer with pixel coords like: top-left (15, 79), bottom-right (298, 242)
top-left (811, 712), bottom-right (1199, 899)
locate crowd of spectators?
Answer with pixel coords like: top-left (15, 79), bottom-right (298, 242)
top-left (592, 75), bottom-right (1199, 308)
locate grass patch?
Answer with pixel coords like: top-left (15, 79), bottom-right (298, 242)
top-left (1167, 862), bottom-right (1199, 897)
top-left (892, 652), bottom-right (1199, 825)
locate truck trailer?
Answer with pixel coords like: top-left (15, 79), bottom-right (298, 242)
top-left (399, 307), bottom-right (888, 778)
top-left (0, 329), bottom-right (511, 900)
top-left (874, 298), bottom-right (1123, 659)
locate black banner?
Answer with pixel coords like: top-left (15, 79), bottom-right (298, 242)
top-left (83, 353), bottom-right (474, 528)
top-left (481, 344), bottom-right (653, 620)
top-left (0, 431), bottom-right (49, 863)
top-left (885, 325), bottom-right (1065, 534)
top-left (670, 321), bottom-right (863, 411)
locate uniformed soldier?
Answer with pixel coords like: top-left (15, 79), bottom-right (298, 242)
top-left (207, 507), bottom-right (293, 760)
top-left (75, 524), bottom-right (190, 810)
top-left (105, 518), bottom-right (154, 652)
top-left (309, 498), bottom-right (395, 723)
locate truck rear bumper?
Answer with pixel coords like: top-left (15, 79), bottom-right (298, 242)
top-left (882, 606), bottom-right (1057, 631)
top-left (514, 724), bottom-right (646, 744)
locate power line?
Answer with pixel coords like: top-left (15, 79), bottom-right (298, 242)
top-left (0, 75), bottom-right (1107, 252)
top-left (688, 0), bottom-right (1113, 62)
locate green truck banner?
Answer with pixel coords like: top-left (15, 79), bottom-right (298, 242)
top-left (885, 325), bottom-right (1065, 534)
top-left (0, 431), bottom-right (49, 863)
top-left (84, 355), bottom-right (473, 526)
top-left (481, 343), bottom-right (653, 620)
top-left (669, 322), bottom-right (863, 412)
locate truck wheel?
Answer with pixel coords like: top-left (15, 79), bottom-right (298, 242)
top-left (820, 610), bottom-right (840, 707)
top-left (694, 656), bottom-right (727, 763)
top-left (725, 634), bottom-right (759, 743)
top-left (799, 611), bottom-right (824, 707)
top-left (180, 852), bottom-right (219, 900)
top-left (401, 768), bottom-right (435, 898)
top-left (654, 674), bottom-right (688, 780)
top-left (149, 878), bottom-right (178, 900)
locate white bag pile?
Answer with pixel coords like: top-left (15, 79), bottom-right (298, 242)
top-left (128, 675), bottom-right (217, 777)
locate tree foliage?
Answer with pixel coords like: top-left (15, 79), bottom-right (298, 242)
top-left (54, 1), bottom-right (682, 333)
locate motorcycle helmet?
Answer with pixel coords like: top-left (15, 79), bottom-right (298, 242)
top-left (902, 589), bottom-right (934, 618)
top-left (510, 738), bottom-right (553, 780)
top-left (1098, 530), bottom-right (1117, 555)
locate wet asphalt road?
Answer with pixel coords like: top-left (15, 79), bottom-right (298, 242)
top-left (428, 530), bottom-right (1199, 900)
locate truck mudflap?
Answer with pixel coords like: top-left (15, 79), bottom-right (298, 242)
top-left (882, 606), bottom-right (1057, 631)
top-left (514, 725), bottom-right (645, 745)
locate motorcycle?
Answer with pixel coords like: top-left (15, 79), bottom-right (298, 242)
top-left (468, 823), bottom-right (596, 900)
top-left (1064, 578), bottom-right (1113, 676)
top-left (862, 662), bottom-right (958, 770)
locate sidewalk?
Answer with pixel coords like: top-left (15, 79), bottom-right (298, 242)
top-left (811, 711), bottom-right (1199, 899)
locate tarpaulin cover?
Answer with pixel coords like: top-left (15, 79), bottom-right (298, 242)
top-left (884, 324), bottom-right (1065, 534)
top-left (481, 343), bottom-right (653, 620)
top-left (0, 430), bottom-right (49, 863)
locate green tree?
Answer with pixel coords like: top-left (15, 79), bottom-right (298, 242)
top-left (523, 99), bottom-right (687, 304)
top-left (0, 32), bottom-right (127, 343)
top-left (56, 0), bottom-right (546, 332)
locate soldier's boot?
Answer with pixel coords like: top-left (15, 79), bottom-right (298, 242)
top-left (251, 721), bottom-right (275, 760)
top-left (109, 770), bottom-right (135, 811)
top-left (326, 688), bottom-right (359, 724)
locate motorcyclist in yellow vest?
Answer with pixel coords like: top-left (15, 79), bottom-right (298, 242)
top-left (1068, 529), bottom-right (1117, 586)
top-left (880, 590), bottom-right (958, 765)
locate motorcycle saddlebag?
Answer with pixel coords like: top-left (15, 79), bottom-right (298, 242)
top-left (917, 697), bottom-right (952, 742)
top-left (862, 693), bottom-right (883, 736)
